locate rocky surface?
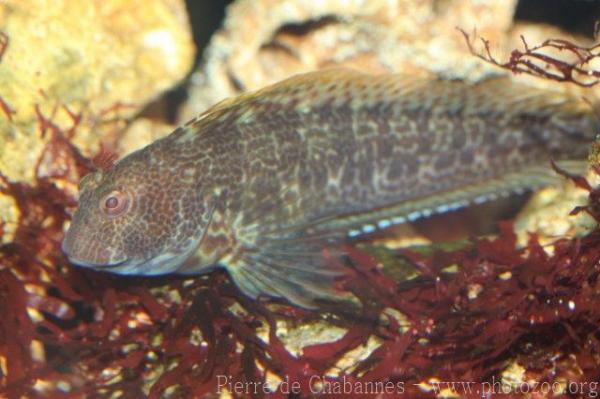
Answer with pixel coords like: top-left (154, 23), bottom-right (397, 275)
top-left (181, 0), bottom-right (519, 121)
top-left (0, 0), bottom-right (194, 242)
top-left (514, 175), bottom-right (596, 250)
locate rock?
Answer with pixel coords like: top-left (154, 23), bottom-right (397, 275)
top-left (0, 0), bottom-right (194, 180)
top-left (514, 180), bottom-right (595, 250)
top-left (514, 144), bottom-right (600, 250)
top-left (117, 118), bottom-right (174, 155)
top-left (181, 0), bottom-right (518, 121)
top-left (0, 0), bottom-right (194, 241)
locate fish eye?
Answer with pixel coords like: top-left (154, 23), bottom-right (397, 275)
top-left (100, 190), bottom-right (130, 217)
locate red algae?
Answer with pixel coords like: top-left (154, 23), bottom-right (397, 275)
top-left (4, 44), bottom-right (600, 398)
top-left (2, 119), bottom-right (600, 398)
top-left (0, 32), bottom-right (15, 122)
top-left (92, 143), bottom-right (119, 172)
top-left (459, 28), bottom-right (600, 87)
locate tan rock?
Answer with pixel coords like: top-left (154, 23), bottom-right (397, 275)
top-left (0, 0), bottom-right (194, 240)
top-left (514, 171), bottom-right (597, 251)
top-left (0, 0), bottom-right (193, 181)
top-left (181, 0), bottom-right (518, 121)
top-left (275, 319), bottom-right (347, 358)
top-left (117, 118), bottom-right (174, 155)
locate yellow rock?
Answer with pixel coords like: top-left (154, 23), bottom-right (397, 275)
top-left (180, 0), bottom-right (518, 121)
top-left (0, 0), bottom-right (193, 181)
top-left (0, 0), bottom-right (194, 240)
top-left (514, 138), bottom-right (600, 249)
top-left (514, 171), bottom-right (597, 251)
top-left (117, 118), bottom-right (174, 155)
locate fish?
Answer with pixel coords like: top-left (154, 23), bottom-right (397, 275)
top-left (61, 68), bottom-right (598, 308)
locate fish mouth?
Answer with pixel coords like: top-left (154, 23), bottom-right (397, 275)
top-left (66, 253), bottom-right (184, 276)
top-left (61, 235), bottom-right (130, 271)
top-left (65, 256), bottom-right (129, 270)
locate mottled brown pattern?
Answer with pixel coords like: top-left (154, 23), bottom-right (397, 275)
top-left (62, 69), bottom-right (597, 306)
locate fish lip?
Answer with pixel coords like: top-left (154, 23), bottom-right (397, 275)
top-left (66, 256), bottom-right (128, 269)
top-left (61, 236), bottom-right (129, 269)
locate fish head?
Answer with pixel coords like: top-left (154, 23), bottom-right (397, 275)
top-left (62, 148), bottom-right (212, 275)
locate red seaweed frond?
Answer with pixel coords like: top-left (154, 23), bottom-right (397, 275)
top-left (61, 104), bottom-right (83, 140)
top-left (0, 32), bottom-right (15, 122)
top-left (3, 127), bottom-right (600, 397)
top-left (33, 104), bottom-right (94, 179)
top-left (0, 96), bottom-right (15, 122)
top-left (550, 158), bottom-right (592, 191)
top-left (98, 101), bottom-right (138, 123)
top-left (551, 141), bottom-right (600, 222)
top-left (0, 31), bottom-right (9, 62)
top-left (458, 27), bottom-right (600, 87)
top-left (91, 142), bottom-right (119, 172)
top-left (4, 77), bottom-right (600, 397)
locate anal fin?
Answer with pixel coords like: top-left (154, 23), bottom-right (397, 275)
top-left (326, 160), bottom-right (588, 238)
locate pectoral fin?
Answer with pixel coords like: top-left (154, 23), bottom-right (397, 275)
top-left (224, 236), bottom-right (347, 309)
